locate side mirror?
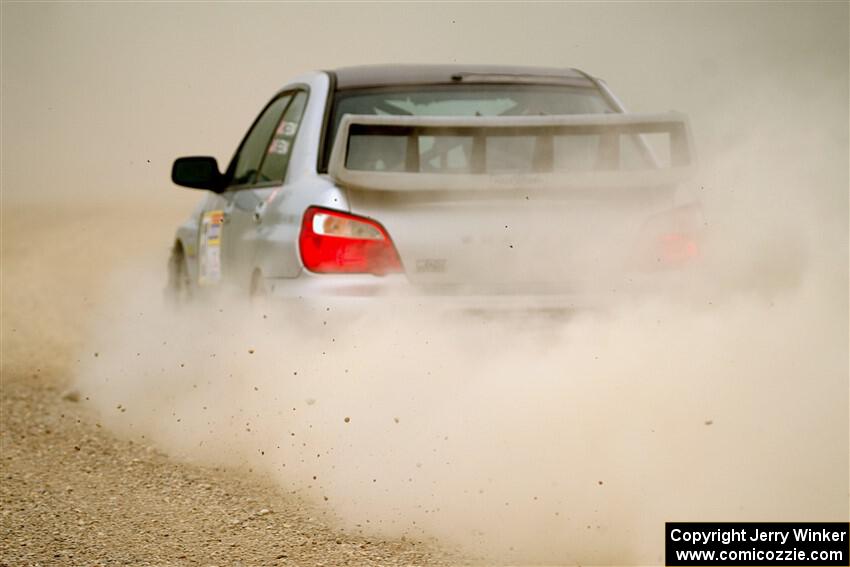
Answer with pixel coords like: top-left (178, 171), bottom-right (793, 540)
top-left (172, 156), bottom-right (225, 192)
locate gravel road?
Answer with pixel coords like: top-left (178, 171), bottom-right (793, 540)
top-left (0, 205), bottom-right (461, 566)
top-left (0, 369), bottom-right (459, 566)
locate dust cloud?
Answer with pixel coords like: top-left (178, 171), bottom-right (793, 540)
top-left (2, 2), bottom-right (847, 565)
top-left (74, 95), bottom-right (847, 567)
top-left (75, 261), bottom-right (846, 565)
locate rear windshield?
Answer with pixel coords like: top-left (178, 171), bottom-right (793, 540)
top-left (320, 84), bottom-right (615, 172)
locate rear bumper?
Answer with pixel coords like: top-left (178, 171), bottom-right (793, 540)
top-left (264, 271), bottom-right (684, 314)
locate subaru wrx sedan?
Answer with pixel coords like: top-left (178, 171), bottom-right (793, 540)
top-left (168, 64), bottom-right (701, 310)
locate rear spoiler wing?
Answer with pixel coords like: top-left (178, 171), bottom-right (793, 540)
top-left (328, 112), bottom-right (696, 191)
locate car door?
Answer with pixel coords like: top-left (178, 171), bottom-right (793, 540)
top-left (219, 90), bottom-right (308, 289)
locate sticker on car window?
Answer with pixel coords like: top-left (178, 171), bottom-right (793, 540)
top-left (276, 121), bottom-right (298, 136)
top-left (267, 138), bottom-right (290, 155)
top-left (198, 210), bottom-right (224, 286)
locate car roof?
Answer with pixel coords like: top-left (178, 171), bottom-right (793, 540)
top-left (330, 64), bottom-right (597, 89)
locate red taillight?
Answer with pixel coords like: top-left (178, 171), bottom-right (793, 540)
top-left (659, 232), bottom-right (699, 263)
top-left (299, 207), bottom-right (403, 275)
top-left (638, 204), bottom-right (703, 268)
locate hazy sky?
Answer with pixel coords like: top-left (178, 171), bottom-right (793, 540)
top-left (2, 2), bottom-right (847, 209)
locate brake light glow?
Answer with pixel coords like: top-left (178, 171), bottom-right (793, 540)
top-left (299, 207), bottom-right (403, 275)
top-left (659, 232), bottom-right (700, 263)
top-left (638, 204), bottom-right (703, 268)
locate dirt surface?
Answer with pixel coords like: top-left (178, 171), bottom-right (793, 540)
top-left (0, 372), bottom-right (458, 566)
top-left (0, 204), bottom-right (460, 566)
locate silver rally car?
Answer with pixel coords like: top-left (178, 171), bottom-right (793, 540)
top-left (169, 64), bottom-right (701, 309)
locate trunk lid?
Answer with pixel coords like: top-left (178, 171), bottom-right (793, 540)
top-left (329, 113), bottom-right (696, 291)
